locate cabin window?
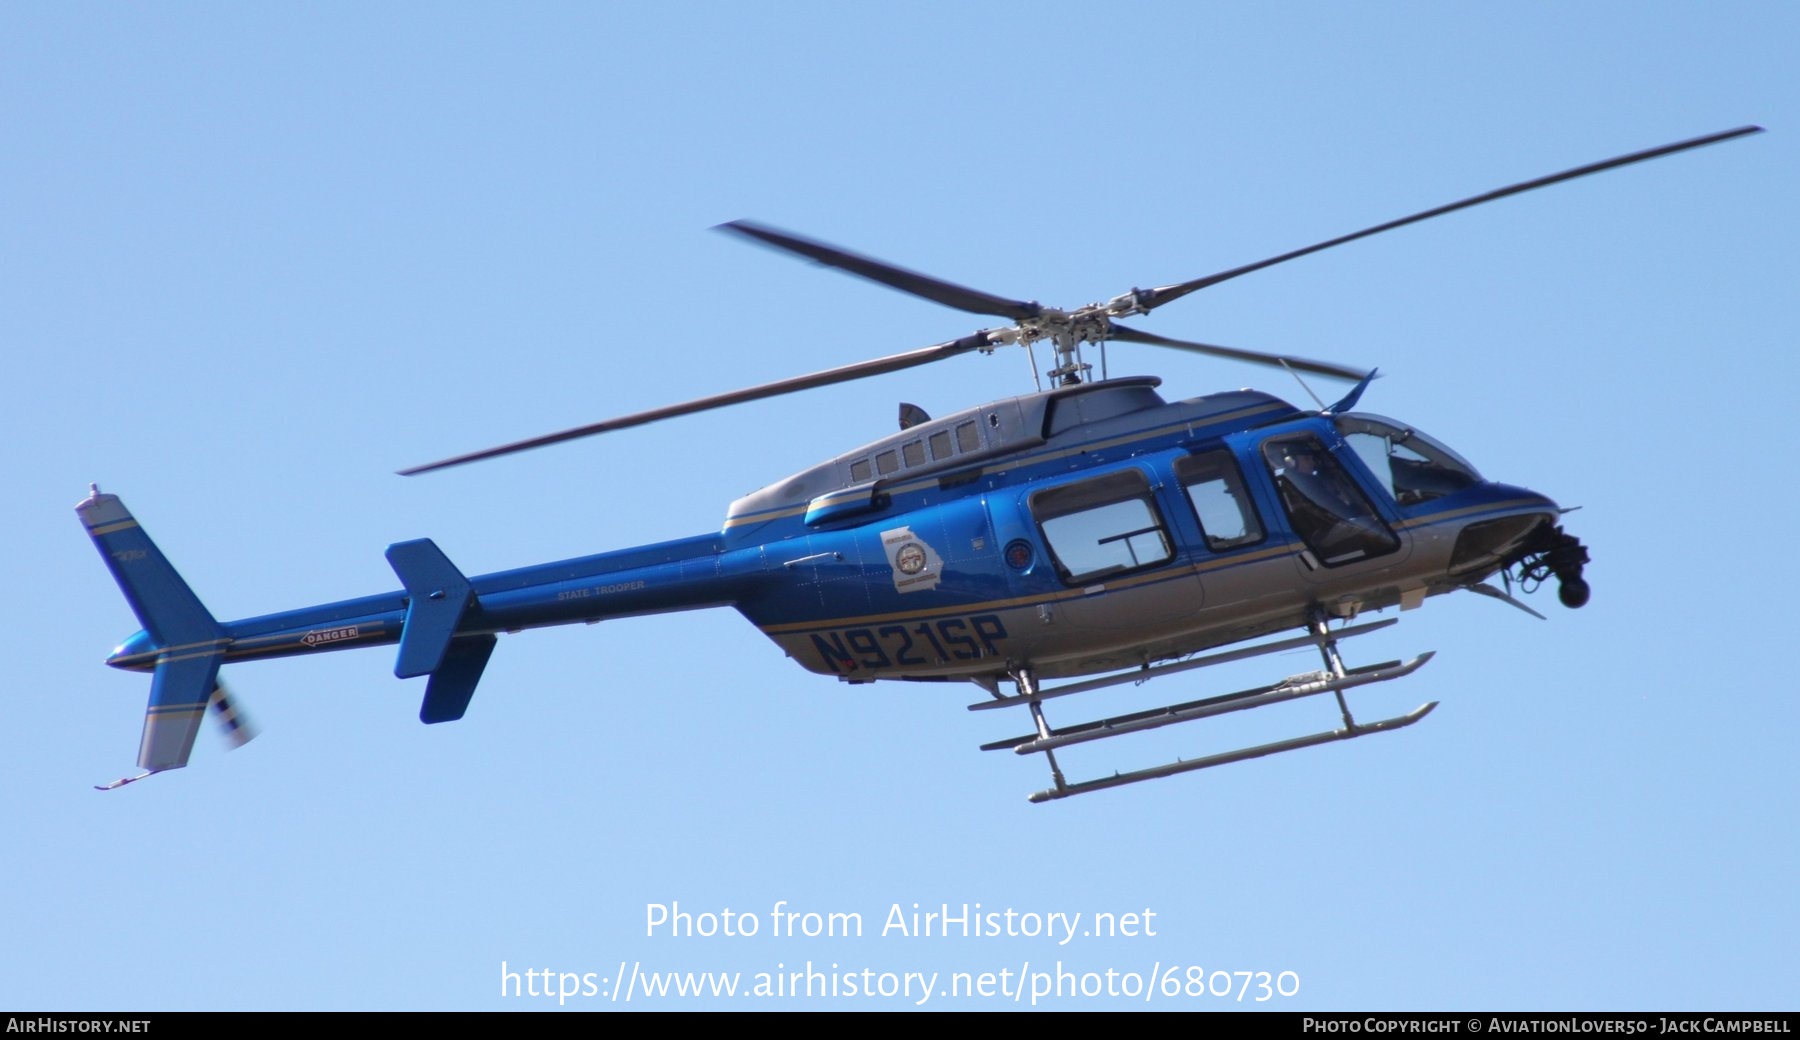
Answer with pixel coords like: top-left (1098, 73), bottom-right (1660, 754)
top-left (876, 450), bottom-right (899, 476)
top-left (955, 421), bottom-right (981, 453)
top-left (929, 430), bottom-right (953, 460)
top-left (1174, 450), bottom-right (1265, 551)
top-left (850, 458), bottom-right (872, 483)
top-left (1030, 469), bottom-right (1173, 584)
top-left (902, 440), bottom-right (925, 467)
top-left (1262, 434), bottom-right (1398, 566)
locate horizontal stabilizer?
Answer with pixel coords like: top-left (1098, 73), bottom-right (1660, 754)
top-left (386, 538), bottom-right (477, 679)
top-left (420, 635), bottom-right (497, 724)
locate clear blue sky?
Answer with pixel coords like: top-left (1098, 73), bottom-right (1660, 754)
top-left (5, 2), bottom-right (1794, 1011)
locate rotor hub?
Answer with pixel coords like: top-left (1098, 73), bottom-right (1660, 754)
top-left (1010, 307), bottom-right (1117, 385)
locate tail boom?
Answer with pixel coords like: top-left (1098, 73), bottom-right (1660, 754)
top-left (82, 488), bottom-right (763, 780)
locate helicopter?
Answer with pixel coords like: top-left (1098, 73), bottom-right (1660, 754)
top-left (81, 125), bottom-right (1760, 801)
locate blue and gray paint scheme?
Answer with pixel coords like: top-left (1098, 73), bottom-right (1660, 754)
top-left (82, 378), bottom-right (1567, 782)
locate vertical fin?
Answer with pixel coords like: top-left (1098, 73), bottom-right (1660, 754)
top-left (78, 487), bottom-right (221, 647)
top-left (140, 653), bottom-right (224, 772)
top-left (78, 486), bottom-right (228, 781)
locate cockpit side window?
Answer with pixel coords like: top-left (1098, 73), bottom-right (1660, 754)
top-left (1030, 469), bottom-right (1174, 584)
top-left (1174, 449), bottom-right (1265, 552)
top-left (1263, 434), bottom-right (1399, 566)
top-left (1337, 417), bottom-right (1481, 507)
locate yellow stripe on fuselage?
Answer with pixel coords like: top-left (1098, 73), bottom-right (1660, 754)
top-left (1393, 498), bottom-right (1547, 530)
top-left (755, 498), bottom-right (1549, 638)
top-left (758, 541), bottom-right (1297, 635)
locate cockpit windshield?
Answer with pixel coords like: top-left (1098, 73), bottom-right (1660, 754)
top-left (1335, 414), bottom-right (1482, 507)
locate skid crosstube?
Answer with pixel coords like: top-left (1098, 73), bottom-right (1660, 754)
top-left (965, 618), bottom-right (1398, 712)
top-left (985, 653), bottom-right (1434, 754)
top-left (979, 614), bottom-right (1438, 802)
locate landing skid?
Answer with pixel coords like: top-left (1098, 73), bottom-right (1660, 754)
top-left (975, 614), bottom-right (1438, 803)
top-left (965, 618), bottom-right (1399, 712)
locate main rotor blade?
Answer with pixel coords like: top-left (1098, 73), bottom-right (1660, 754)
top-left (1108, 323), bottom-right (1370, 381)
top-left (1136, 125), bottom-right (1764, 312)
top-left (717, 219), bottom-right (1043, 322)
top-left (399, 332), bottom-right (994, 475)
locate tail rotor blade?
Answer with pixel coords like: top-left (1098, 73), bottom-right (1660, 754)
top-left (208, 681), bottom-right (257, 750)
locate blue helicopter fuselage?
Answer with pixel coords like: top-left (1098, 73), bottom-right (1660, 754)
top-left (101, 377), bottom-right (1560, 690)
top-left (87, 122), bottom-right (1754, 790)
